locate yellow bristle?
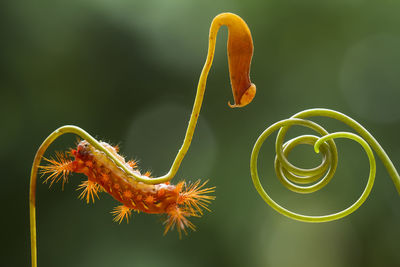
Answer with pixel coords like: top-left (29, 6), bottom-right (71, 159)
top-left (39, 152), bottom-right (74, 190)
top-left (77, 180), bottom-right (101, 204)
top-left (178, 180), bottom-right (216, 215)
top-left (111, 205), bottom-right (132, 224)
top-left (164, 206), bottom-right (196, 238)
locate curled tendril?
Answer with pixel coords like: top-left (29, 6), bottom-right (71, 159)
top-left (250, 108), bottom-right (400, 222)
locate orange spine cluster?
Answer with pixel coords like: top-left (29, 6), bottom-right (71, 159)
top-left (40, 140), bottom-right (215, 236)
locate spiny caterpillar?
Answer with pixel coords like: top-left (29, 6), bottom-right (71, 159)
top-left (40, 140), bottom-right (215, 236)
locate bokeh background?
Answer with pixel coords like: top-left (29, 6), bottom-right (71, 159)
top-left (2, 0), bottom-right (400, 266)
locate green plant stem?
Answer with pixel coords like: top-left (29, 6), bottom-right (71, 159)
top-left (30, 13), bottom-right (255, 267)
top-left (250, 108), bottom-right (400, 222)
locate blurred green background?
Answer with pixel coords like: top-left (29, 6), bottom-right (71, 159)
top-left (2, 0), bottom-right (400, 266)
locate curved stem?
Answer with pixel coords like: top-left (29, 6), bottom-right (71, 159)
top-left (166, 12), bottom-right (255, 180)
top-left (250, 108), bottom-right (400, 223)
top-left (30, 126), bottom-right (132, 267)
top-left (30, 13), bottom-right (255, 267)
top-left (291, 108), bottom-right (400, 193)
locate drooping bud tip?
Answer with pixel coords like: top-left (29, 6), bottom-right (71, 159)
top-left (228, 83), bottom-right (256, 108)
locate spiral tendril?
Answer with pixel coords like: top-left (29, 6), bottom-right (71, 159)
top-left (250, 108), bottom-right (400, 222)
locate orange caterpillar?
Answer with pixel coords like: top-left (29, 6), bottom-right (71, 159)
top-left (40, 140), bottom-right (215, 236)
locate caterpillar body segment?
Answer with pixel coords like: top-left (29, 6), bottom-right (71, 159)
top-left (40, 140), bottom-right (215, 235)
